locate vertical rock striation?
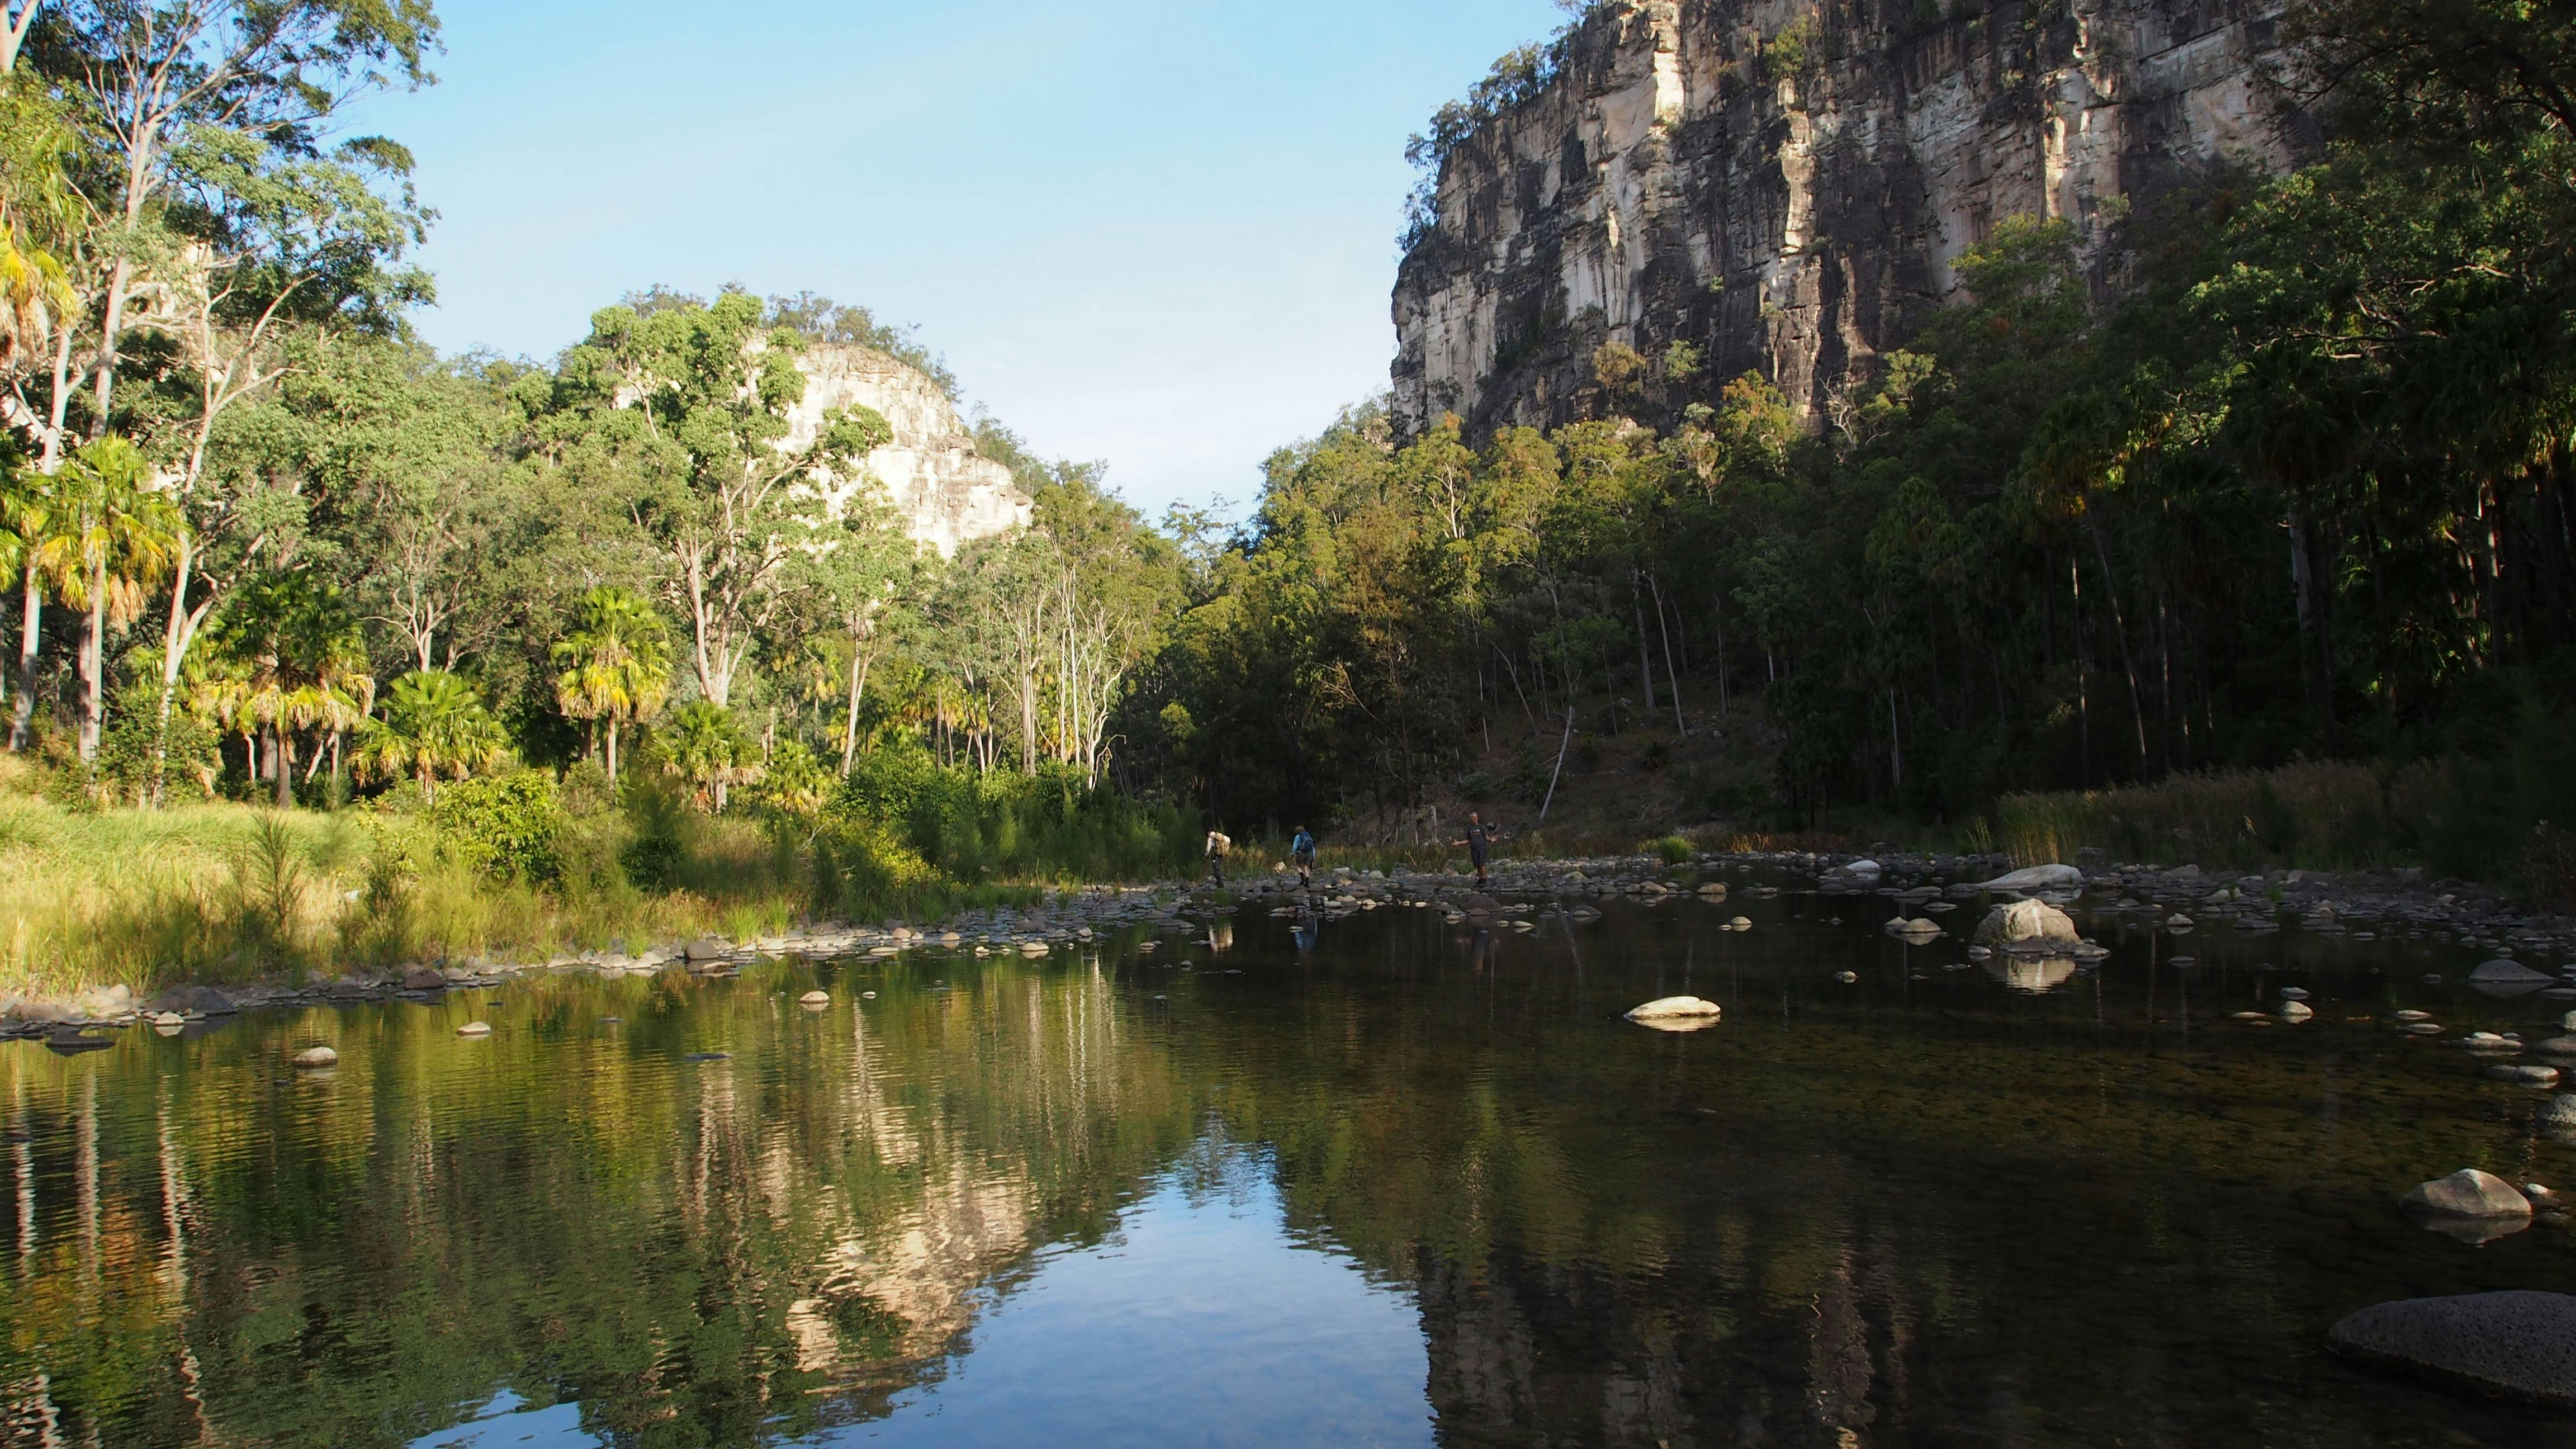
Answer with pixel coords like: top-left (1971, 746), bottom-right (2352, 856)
top-left (1391, 0), bottom-right (2306, 442)
top-left (785, 345), bottom-right (1033, 556)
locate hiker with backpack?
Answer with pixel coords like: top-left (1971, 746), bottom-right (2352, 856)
top-left (1204, 828), bottom-right (1232, 887)
top-left (1290, 826), bottom-right (1317, 887)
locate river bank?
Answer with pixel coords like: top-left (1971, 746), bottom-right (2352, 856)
top-left (17, 843), bottom-right (2574, 1041)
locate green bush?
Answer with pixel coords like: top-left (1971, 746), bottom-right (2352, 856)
top-left (1652, 834), bottom-right (1692, 865)
top-left (426, 770), bottom-right (570, 883)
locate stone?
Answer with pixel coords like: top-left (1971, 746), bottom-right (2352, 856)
top-left (860, 991), bottom-right (878, 1000)
top-left (682, 939), bottom-right (728, 962)
top-left (1836, 971), bottom-right (1858, 984)
top-left (2402, 1168), bottom-right (2531, 1219)
top-left (2280, 986), bottom-right (2309, 1000)
top-left (1968, 864), bottom-right (2087, 894)
top-left (456, 1022), bottom-right (492, 1038)
top-left (1973, 898), bottom-right (2080, 954)
top-left (2541, 1096), bottom-right (2576, 1130)
top-left (155, 986), bottom-right (235, 1015)
top-left (292, 1045), bottom-right (338, 1068)
top-left (71, 983), bottom-right (132, 1019)
top-left (2329, 1292), bottom-right (2576, 1406)
top-left (781, 346), bottom-right (1030, 556)
top-left (2491, 1064), bottom-right (2561, 1086)
top-left (2280, 1001), bottom-right (2314, 1022)
top-left (1625, 996), bottom-right (1722, 1023)
top-left (149, 1011), bottom-right (182, 1027)
top-left (402, 967), bottom-right (447, 991)
top-left (1727, 916), bottom-right (1752, 930)
top-left (799, 990), bottom-right (831, 1006)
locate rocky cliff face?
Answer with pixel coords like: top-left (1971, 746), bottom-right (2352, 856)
top-left (786, 346), bottom-right (1031, 556)
top-left (1391, 0), bottom-right (2305, 441)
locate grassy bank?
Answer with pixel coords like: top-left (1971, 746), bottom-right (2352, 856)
top-left (0, 754), bottom-right (1203, 1001)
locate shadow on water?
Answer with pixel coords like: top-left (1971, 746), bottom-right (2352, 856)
top-left (6, 871), bottom-right (2576, 1446)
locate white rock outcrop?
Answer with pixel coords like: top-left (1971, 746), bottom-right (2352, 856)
top-left (784, 346), bottom-right (1033, 558)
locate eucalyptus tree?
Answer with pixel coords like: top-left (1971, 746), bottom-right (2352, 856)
top-left (541, 291), bottom-right (892, 708)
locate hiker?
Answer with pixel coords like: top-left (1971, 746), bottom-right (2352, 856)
top-left (1290, 826), bottom-right (1317, 887)
top-left (1204, 827), bottom-right (1232, 887)
top-left (1453, 812), bottom-right (1494, 889)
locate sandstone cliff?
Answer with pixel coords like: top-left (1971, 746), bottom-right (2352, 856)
top-left (1391, 0), bottom-right (2307, 441)
top-left (786, 345), bottom-right (1032, 556)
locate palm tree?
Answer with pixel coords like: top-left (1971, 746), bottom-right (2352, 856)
top-left (218, 573), bottom-right (368, 807)
top-left (647, 699), bottom-right (760, 811)
top-left (49, 437), bottom-right (181, 764)
top-left (551, 586), bottom-right (671, 784)
top-left (2, 461), bottom-right (48, 752)
top-left (352, 669), bottom-right (509, 800)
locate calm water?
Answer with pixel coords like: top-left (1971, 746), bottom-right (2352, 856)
top-left (10, 874), bottom-right (2576, 1448)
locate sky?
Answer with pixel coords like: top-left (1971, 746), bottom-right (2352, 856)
top-left (345, 0), bottom-right (1572, 520)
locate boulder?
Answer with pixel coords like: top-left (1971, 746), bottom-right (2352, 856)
top-left (2402, 1168), bottom-right (2531, 1219)
top-left (798, 990), bottom-right (831, 1007)
top-left (151, 986), bottom-right (235, 1016)
top-left (71, 983), bottom-right (132, 1019)
top-left (292, 1045), bottom-right (338, 1068)
top-left (2492, 1064), bottom-right (2561, 1086)
top-left (2472, 959), bottom-right (2558, 998)
top-left (1973, 898), bottom-right (2080, 954)
top-left (1969, 864), bottom-right (2084, 894)
top-left (682, 939), bottom-right (729, 962)
top-left (455, 1022), bottom-right (492, 1038)
top-left (402, 967), bottom-right (447, 991)
top-left (2541, 1095), bottom-right (2576, 1130)
top-left (6, 998), bottom-right (75, 1024)
top-left (2280, 1001), bottom-right (2315, 1022)
top-left (2329, 1292), bottom-right (2576, 1407)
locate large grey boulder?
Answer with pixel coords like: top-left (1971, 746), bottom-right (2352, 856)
top-left (2401, 1168), bottom-right (2531, 1219)
top-left (1973, 898), bottom-right (2081, 954)
top-left (151, 986), bottom-right (235, 1015)
top-left (2329, 1292), bottom-right (2576, 1405)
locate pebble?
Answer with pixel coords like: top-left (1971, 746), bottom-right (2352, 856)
top-left (1836, 972), bottom-right (1858, 984)
top-left (861, 991), bottom-right (877, 1000)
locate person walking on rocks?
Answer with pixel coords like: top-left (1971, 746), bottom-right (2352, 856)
top-left (1454, 812), bottom-right (1494, 890)
top-left (1290, 826), bottom-right (1317, 888)
top-left (1204, 828), bottom-right (1232, 888)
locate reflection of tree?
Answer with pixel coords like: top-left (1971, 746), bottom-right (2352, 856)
top-left (0, 962), bottom-right (1200, 1447)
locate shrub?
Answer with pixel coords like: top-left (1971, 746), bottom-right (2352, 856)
top-left (426, 770), bottom-right (570, 883)
top-left (1652, 834), bottom-right (1692, 865)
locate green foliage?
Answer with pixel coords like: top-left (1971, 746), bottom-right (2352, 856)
top-left (424, 770), bottom-right (570, 884)
top-left (1652, 834), bottom-right (1692, 865)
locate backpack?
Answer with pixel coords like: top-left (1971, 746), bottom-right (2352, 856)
top-left (1211, 832), bottom-right (1232, 855)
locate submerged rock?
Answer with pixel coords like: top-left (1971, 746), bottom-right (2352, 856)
top-left (456, 1022), bottom-right (493, 1039)
top-left (292, 1046), bottom-right (338, 1068)
top-left (2492, 1063), bottom-right (2561, 1086)
top-left (2402, 1168), bottom-right (2531, 1219)
top-left (798, 990), bottom-right (831, 1007)
top-left (2280, 1001), bottom-right (2315, 1022)
top-left (2329, 1292), bottom-right (2576, 1405)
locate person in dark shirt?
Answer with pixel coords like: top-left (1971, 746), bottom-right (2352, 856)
top-left (1290, 827), bottom-right (1317, 887)
top-left (1455, 813), bottom-right (1494, 889)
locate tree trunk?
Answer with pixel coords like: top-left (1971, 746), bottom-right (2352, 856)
top-left (607, 717), bottom-right (621, 785)
top-left (276, 731), bottom-right (294, 809)
top-left (1649, 572), bottom-right (1686, 735)
top-left (77, 572), bottom-right (105, 764)
top-left (10, 574), bottom-right (39, 752)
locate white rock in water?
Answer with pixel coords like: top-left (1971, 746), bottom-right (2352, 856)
top-left (861, 991), bottom-right (878, 1000)
top-left (1625, 996), bottom-right (1722, 1022)
top-left (2491, 1063), bottom-right (2561, 1086)
top-left (798, 990), bottom-right (831, 1006)
top-left (2280, 1001), bottom-right (2315, 1021)
top-left (2471, 959), bottom-right (2556, 986)
top-left (2402, 1168), bottom-right (2532, 1219)
top-left (1973, 898), bottom-right (2080, 953)
top-left (292, 1046), bottom-right (338, 1068)
top-left (2395, 1010), bottom-right (2432, 1021)
top-left (2280, 987), bottom-right (2310, 1000)
top-left (1843, 859), bottom-right (1883, 875)
top-left (1729, 916), bottom-right (1753, 930)
top-left (456, 1022), bottom-right (492, 1038)
top-left (1836, 972), bottom-right (1859, 984)
top-left (1970, 864), bottom-right (2085, 893)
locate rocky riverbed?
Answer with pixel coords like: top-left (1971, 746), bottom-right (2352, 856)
top-left (10, 846), bottom-right (2573, 1044)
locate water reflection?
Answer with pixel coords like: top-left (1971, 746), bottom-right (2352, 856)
top-left (1982, 953), bottom-right (2081, 993)
top-left (4, 887), bottom-right (2576, 1447)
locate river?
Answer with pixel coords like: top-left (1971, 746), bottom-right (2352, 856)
top-left (5, 869), bottom-right (2574, 1447)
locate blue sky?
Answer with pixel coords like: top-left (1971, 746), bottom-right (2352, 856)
top-left (350, 1), bottom-right (1570, 519)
